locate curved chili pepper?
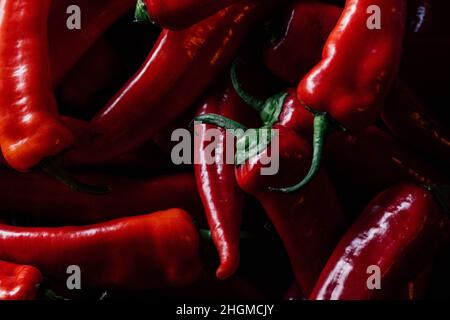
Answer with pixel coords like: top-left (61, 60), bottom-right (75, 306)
top-left (49, 0), bottom-right (135, 86)
top-left (194, 114), bottom-right (346, 295)
top-left (138, 0), bottom-right (241, 30)
top-left (0, 171), bottom-right (204, 224)
top-left (194, 76), bottom-right (260, 280)
top-left (290, 0), bottom-right (407, 191)
top-left (0, 260), bottom-right (42, 300)
top-left (324, 126), bottom-right (447, 214)
top-left (0, 0), bottom-right (74, 171)
top-left (0, 209), bottom-right (202, 289)
top-left (382, 82), bottom-right (450, 166)
top-left (67, 0), bottom-right (279, 166)
top-left (310, 183), bottom-right (449, 300)
top-left (264, 1), bottom-right (342, 85)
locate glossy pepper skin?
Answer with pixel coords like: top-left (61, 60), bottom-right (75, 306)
top-left (143, 0), bottom-right (241, 30)
top-left (0, 209), bottom-right (202, 289)
top-left (0, 171), bottom-right (204, 224)
top-left (297, 0), bottom-right (407, 132)
top-left (310, 183), bottom-right (448, 300)
top-left (264, 1), bottom-right (342, 85)
top-left (67, 0), bottom-right (279, 165)
top-left (0, 0), bottom-right (74, 171)
top-left (0, 260), bottom-right (42, 300)
top-left (49, 0), bottom-right (135, 86)
top-left (382, 83), bottom-right (450, 165)
top-left (194, 78), bottom-right (259, 280)
top-left (235, 128), bottom-right (347, 295)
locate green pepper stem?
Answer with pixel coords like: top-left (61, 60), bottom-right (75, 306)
top-left (134, 0), bottom-right (150, 23)
top-left (231, 60), bottom-right (266, 112)
top-left (193, 114), bottom-right (248, 131)
top-left (270, 112), bottom-right (329, 193)
top-left (231, 60), bottom-right (287, 127)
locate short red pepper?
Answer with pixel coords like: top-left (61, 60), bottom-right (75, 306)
top-left (310, 183), bottom-right (449, 300)
top-left (290, 0), bottom-right (407, 190)
top-left (0, 209), bottom-right (202, 289)
top-left (0, 260), bottom-right (42, 300)
top-left (0, 0), bottom-right (74, 171)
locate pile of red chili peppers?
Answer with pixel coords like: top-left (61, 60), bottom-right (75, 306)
top-left (0, 0), bottom-right (449, 301)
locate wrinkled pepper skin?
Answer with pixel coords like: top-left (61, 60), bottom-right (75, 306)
top-left (0, 209), bottom-right (202, 289)
top-left (0, 0), bottom-right (74, 171)
top-left (49, 0), bottom-right (135, 86)
top-left (264, 1), bottom-right (342, 85)
top-left (0, 171), bottom-right (204, 224)
top-left (235, 129), bottom-right (346, 295)
top-left (144, 0), bottom-right (241, 30)
top-left (310, 183), bottom-right (448, 300)
top-left (194, 78), bottom-right (259, 280)
top-left (382, 83), bottom-right (450, 165)
top-left (0, 260), bottom-right (42, 300)
top-left (67, 0), bottom-right (279, 165)
top-left (297, 0), bottom-right (407, 132)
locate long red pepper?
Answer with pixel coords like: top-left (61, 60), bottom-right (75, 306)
top-left (0, 0), bottom-right (74, 171)
top-left (67, 0), bottom-right (279, 165)
top-left (289, 0), bottom-right (407, 191)
top-left (0, 209), bottom-right (202, 289)
top-left (310, 183), bottom-right (449, 300)
top-left (194, 76), bottom-right (260, 280)
top-left (49, 0), bottom-right (135, 86)
top-left (194, 114), bottom-right (347, 295)
top-left (264, 1), bottom-right (342, 85)
top-left (0, 260), bottom-right (42, 300)
top-left (0, 171), bottom-right (204, 224)
top-left (382, 82), bottom-right (450, 165)
top-left (139, 0), bottom-right (242, 30)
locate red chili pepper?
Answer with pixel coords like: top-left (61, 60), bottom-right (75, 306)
top-left (194, 114), bottom-right (346, 295)
top-left (194, 76), bottom-right (260, 280)
top-left (0, 0), bottom-right (74, 171)
top-left (310, 183), bottom-right (449, 300)
top-left (139, 0), bottom-right (241, 30)
top-left (0, 209), bottom-right (202, 289)
top-left (0, 171), bottom-right (204, 224)
top-left (289, 0), bottom-right (407, 191)
top-left (325, 125), bottom-right (447, 197)
top-left (67, 0), bottom-right (280, 165)
top-left (0, 260), bottom-right (42, 300)
top-left (235, 128), bottom-right (346, 295)
top-left (264, 1), bottom-right (342, 85)
top-left (49, 0), bottom-right (135, 86)
top-left (382, 82), bottom-right (450, 166)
